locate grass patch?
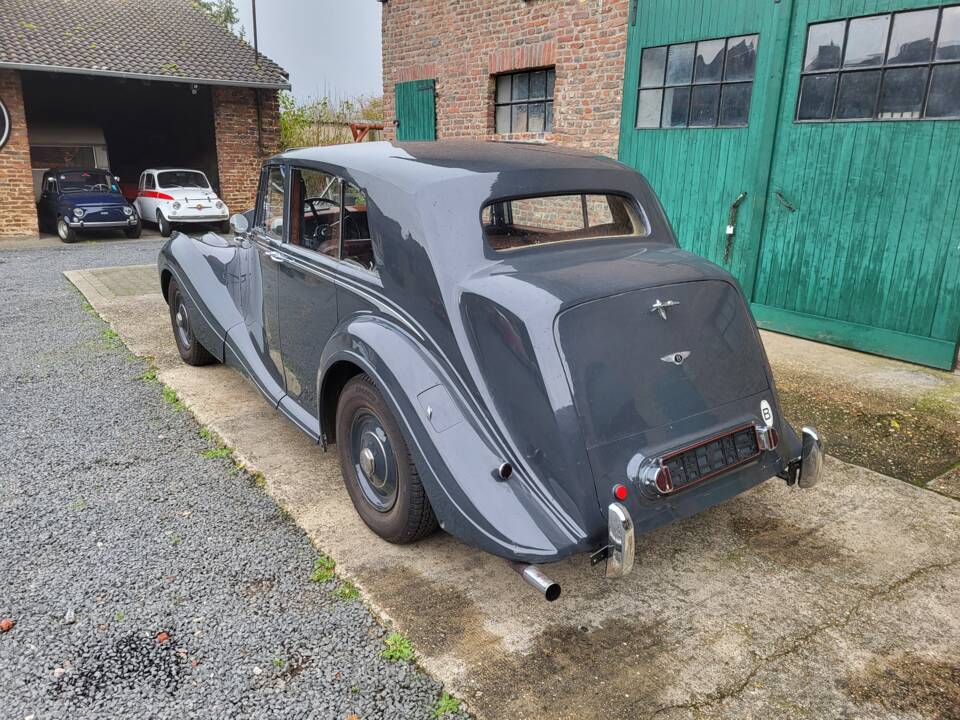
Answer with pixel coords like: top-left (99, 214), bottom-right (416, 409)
top-left (310, 554), bottom-right (336, 584)
top-left (199, 427), bottom-right (214, 441)
top-left (138, 367), bottom-right (158, 383)
top-left (433, 692), bottom-right (462, 717)
top-left (161, 385), bottom-right (185, 411)
top-left (69, 499), bottom-right (87, 511)
top-left (382, 632), bottom-right (413, 663)
top-left (201, 446), bottom-right (232, 460)
top-left (272, 657), bottom-right (286, 669)
top-left (100, 327), bottom-right (121, 348)
top-left (333, 580), bottom-right (359, 601)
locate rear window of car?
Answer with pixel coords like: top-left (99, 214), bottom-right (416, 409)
top-left (158, 171), bottom-right (209, 189)
top-left (481, 193), bottom-right (649, 251)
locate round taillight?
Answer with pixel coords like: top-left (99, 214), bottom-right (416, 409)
top-left (655, 465), bottom-right (673, 494)
top-left (613, 484), bottom-right (628, 501)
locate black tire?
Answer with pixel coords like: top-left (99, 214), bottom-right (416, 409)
top-left (157, 210), bottom-right (173, 237)
top-left (56, 217), bottom-right (77, 243)
top-left (218, 220), bottom-right (231, 234)
top-left (124, 220), bottom-right (142, 239)
top-left (336, 375), bottom-right (438, 544)
top-left (167, 278), bottom-right (216, 366)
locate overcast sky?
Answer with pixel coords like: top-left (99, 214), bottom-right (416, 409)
top-left (233, 0), bottom-right (383, 102)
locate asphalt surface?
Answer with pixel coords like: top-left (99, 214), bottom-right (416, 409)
top-left (0, 237), bottom-right (469, 719)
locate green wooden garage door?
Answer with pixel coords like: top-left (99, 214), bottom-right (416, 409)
top-left (619, 0), bottom-right (960, 369)
top-left (395, 79), bottom-right (437, 141)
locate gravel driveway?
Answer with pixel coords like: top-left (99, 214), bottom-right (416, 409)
top-left (0, 238), bottom-right (467, 719)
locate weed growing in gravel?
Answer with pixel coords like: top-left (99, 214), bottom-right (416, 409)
top-left (69, 499), bottom-right (87, 511)
top-left (201, 447), bottom-right (232, 460)
top-left (272, 657), bottom-right (286, 669)
top-left (199, 427), bottom-right (214, 441)
top-left (310, 554), bottom-right (336, 584)
top-left (162, 386), bottom-right (185, 411)
top-left (433, 692), bottom-right (462, 717)
top-left (382, 632), bottom-right (413, 662)
top-left (333, 580), bottom-right (359, 601)
top-left (80, 299), bottom-right (96, 316)
top-left (139, 367), bottom-right (158, 383)
top-left (170, 535), bottom-right (182, 546)
top-left (100, 327), bottom-right (121, 348)
top-left (114, 611), bottom-right (125, 622)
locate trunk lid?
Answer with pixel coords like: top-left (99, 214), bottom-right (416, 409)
top-left (554, 280), bottom-right (770, 496)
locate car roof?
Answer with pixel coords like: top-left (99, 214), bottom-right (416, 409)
top-left (143, 168), bottom-right (209, 174)
top-left (48, 167), bottom-right (111, 174)
top-left (274, 140), bottom-right (629, 194)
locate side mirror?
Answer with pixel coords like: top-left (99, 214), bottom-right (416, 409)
top-left (114, 175), bottom-right (120, 183)
top-left (229, 213), bottom-right (250, 234)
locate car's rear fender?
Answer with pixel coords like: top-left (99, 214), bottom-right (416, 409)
top-left (318, 314), bottom-right (597, 563)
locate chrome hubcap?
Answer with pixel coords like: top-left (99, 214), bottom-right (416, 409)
top-left (58, 220), bottom-right (68, 239)
top-left (350, 411), bottom-right (397, 512)
top-left (174, 300), bottom-right (191, 348)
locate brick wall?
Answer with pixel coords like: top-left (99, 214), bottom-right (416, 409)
top-left (381, 0), bottom-right (630, 157)
top-left (212, 86), bottom-right (281, 213)
top-left (0, 70), bottom-right (38, 237)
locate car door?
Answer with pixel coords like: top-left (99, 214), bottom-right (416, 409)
top-left (224, 164), bottom-right (287, 405)
top-left (37, 174), bottom-right (56, 227)
top-left (274, 165), bottom-right (342, 438)
top-left (134, 172), bottom-right (148, 219)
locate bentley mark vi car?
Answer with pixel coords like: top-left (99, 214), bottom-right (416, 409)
top-left (157, 141), bottom-right (823, 600)
top-left (38, 168), bottom-right (141, 243)
top-left (135, 168), bottom-right (230, 237)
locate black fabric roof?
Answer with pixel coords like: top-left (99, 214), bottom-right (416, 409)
top-left (0, 0), bottom-right (289, 89)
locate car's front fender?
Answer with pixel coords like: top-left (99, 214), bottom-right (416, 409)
top-left (318, 314), bottom-right (595, 563)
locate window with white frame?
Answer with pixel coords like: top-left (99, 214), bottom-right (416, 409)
top-left (797, 5), bottom-right (960, 121)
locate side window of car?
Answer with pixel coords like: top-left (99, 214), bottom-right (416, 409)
top-left (291, 167), bottom-right (341, 257)
top-left (257, 165), bottom-right (286, 240)
top-left (342, 183), bottom-right (375, 272)
top-left (45, 177), bottom-right (57, 194)
top-left (144, 174), bottom-right (156, 190)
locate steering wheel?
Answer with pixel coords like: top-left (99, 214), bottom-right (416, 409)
top-left (305, 196), bottom-right (342, 241)
top-left (91, 183), bottom-right (110, 192)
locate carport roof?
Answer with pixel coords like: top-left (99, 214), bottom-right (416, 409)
top-left (0, 0), bottom-right (290, 90)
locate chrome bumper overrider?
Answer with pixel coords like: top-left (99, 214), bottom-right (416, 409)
top-left (605, 502), bottom-right (635, 578)
top-left (797, 426), bottom-right (824, 488)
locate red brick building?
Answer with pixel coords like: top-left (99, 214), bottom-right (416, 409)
top-left (381, 0), bottom-right (629, 154)
top-left (0, 0), bottom-right (288, 238)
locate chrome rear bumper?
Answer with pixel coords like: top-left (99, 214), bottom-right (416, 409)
top-left (797, 426), bottom-right (824, 488)
top-left (605, 502), bottom-right (635, 578)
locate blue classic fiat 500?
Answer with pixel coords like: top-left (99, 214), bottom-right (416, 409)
top-left (37, 168), bottom-right (141, 243)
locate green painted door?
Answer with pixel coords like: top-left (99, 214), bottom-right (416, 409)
top-left (395, 79), bottom-right (437, 141)
top-left (618, 0), bottom-right (795, 295)
top-left (751, 0), bottom-right (960, 369)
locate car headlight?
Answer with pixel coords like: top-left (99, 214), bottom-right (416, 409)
top-left (74, 208), bottom-right (86, 218)
top-left (172, 202), bottom-right (181, 210)
top-left (123, 206), bottom-right (134, 216)
top-left (215, 200), bottom-right (223, 209)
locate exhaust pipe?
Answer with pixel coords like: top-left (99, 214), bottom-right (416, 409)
top-left (509, 562), bottom-right (561, 602)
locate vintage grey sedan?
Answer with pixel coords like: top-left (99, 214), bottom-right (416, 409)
top-left (157, 141), bottom-right (823, 600)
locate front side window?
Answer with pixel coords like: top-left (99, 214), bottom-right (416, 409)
top-left (158, 170), bottom-right (210, 189)
top-left (797, 5), bottom-right (960, 121)
top-left (636, 34), bottom-right (759, 128)
top-left (257, 165), bottom-right (286, 240)
top-left (494, 68), bottom-right (555, 134)
top-left (482, 193), bottom-right (648, 252)
top-left (292, 167), bottom-right (341, 256)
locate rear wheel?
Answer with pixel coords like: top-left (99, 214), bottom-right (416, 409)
top-left (57, 218), bottom-right (77, 244)
top-left (157, 210), bottom-right (173, 237)
top-left (167, 278), bottom-right (216, 366)
top-left (336, 375), bottom-right (438, 543)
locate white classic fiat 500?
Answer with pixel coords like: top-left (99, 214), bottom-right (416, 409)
top-left (135, 168), bottom-right (230, 237)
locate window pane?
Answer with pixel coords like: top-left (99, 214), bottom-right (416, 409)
top-left (662, 86), bottom-right (691, 126)
top-left (546, 69), bottom-right (556, 98)
top-left (297, 169), bottom-right (341, 253)
top-left (887, 9), bottom-right (937, 65)
top-left (926, 63), bottom-right (960, 118)
top-left (641, 46), bottom-right (667, 88)
top-left (694, 39), bottom-right (726, 83)
top-left (545, 101), bottom-right (554, 131)
top-left (495, 104), bottom-right (511, 133)
top-left (512, 72), bottom-right (529, 101)
top-left (937, 7), bottom-right (960, 61)
top-left (530, 70), bottom-right (547, 100)
top-left (496, 75), bottom-right (511, 103)
top-left (636, 89), bottom-right (663, 127)
top-left (797, 73), bottom-right (839, 120)
top-left (725, 34), bottom-right (758, 81)
top-left (689, 84), bottom-right (721, 126)
top-left (665, 43), bottom-right (695, 85)
top-left (844, 14), bottom-right (890, 67)
top-left (259, 167), bottom-right (286, 239)
top-left (805, 21), bottom-right (845, 71)
top-left (835, 70), bottom-right (881, 119)
top-left (528, 102), bottom-right (546, 132)
top-left (512, 103), bottom-right (528, 131)
top-left (879, 66), bottom-right (928, 118)
top-left (342, 182), bottom-right (374, 271)
top-left (719, 82), bottom-right (753, 126)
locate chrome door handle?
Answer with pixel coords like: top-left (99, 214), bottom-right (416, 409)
top-left (266, 250), bottom-right (286, 263)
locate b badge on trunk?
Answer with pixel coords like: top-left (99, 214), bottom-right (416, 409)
top-left (661, 351), bottom-right (691, 366)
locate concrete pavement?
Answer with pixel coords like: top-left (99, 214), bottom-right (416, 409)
top-left (66, 264), bottom-right (960, 720)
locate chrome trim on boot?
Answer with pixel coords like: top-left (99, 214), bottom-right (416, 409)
top-left (606, 502), bottom-right (635, 578)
